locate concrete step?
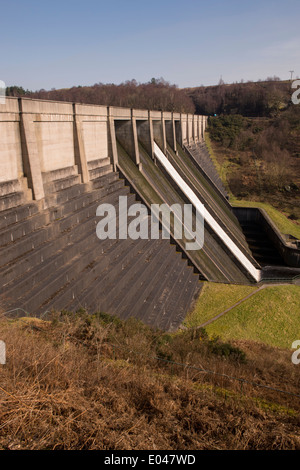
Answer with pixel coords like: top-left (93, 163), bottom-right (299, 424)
top-left (41, 211), bottom-right (135, 314)
top-left (0, 192), bottom-right (28, 212)
top-left (87, 158), bottom-right (111, 170)
top-left (0, 187), bottom-right (134, 289)
top-left (90, 171), bottom-right (120, 190)
top-left (0, 180), bottom-right (130, 270)
top-left (0, 162), bottom-right (204, 329)
top-left (20, 249), bottom-right (100, 315)
top-left (0, 201), bottom-right (41, 231)
top-left (0, 210), bottom-right (52, 248)
top-left (0, 178), bottom-right (27, 196)
top-left (50, 182), bottom-right (89, 206)
top-left (0, 224), bottom-right (55, 273)
top-left (89, 164), bottom-right (114, 180)
top-left (13, 193), bottom-right (137, 314)
top-left (45, 170), bottom-right (121, 207)
top-left (42, 165), bottom-right (79, 183)
top-left (43, 174), bottom-right (82, 194)
top-left (49, 178), bottom-right (126, 224)
top-left (2, 218), bottom-right (107, 300)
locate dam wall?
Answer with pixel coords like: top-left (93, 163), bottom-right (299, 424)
top-left (0, 97), bottom-right (208, 329)
top-left (0, 96), bottom-right (299, 330)
top-left (0, 96), bottom-right (207, 210)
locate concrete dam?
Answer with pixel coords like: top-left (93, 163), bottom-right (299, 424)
top-left (0, 97), bottom-right (299, 331)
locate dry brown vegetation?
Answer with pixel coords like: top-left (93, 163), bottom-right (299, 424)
top-left (0, 311), bottom-right (299, 450)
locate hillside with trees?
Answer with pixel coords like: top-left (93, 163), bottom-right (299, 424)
top-left (186, 78), bottom-right (292, 117)
top-left (198, 82), bottom-right (300, 224)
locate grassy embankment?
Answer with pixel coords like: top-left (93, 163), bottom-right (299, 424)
top-left (185, 282), bottom-right (300, 349)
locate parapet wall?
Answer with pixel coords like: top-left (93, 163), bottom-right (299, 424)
top-left (0, 97), bottom-right (207, 209)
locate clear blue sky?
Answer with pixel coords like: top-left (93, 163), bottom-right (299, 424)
top-left (1, 0), bottom-right (300, 90)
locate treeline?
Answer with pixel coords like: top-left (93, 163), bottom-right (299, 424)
top-left (6, 85), bottom-right (32, 97)
top-left (6, 78), bottom-right (296, 118)
top-left (187, 80), bottom-right (293, 117)
top-left (6, 78), bottom-right (195, 114)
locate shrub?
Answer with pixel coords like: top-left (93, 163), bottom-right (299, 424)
top-left (208, 337), bottom-right (247, 363)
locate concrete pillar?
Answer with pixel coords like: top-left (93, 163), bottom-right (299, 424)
top-left (131, 110), bottom-right (141, 168)
top-left (73, 104), bottom-right (89, 183)
top-left (172, 114), bottom-right (177, 154)
top-left (187, 114), bottom-right (193, 145)
top-left (186, 115), bottom-right (191, 146)
top-left (180, 114), bottom-right (189, 147)
top-left (161, 112), bottom-right (167, 154)
top-left (178, 114), bottom-right (184, 148)
top-left (163, 112), bottom-right (176, 154)
top-left (203, 115), bottom-right (207, 138)
top-left (137, 115), bottom-right (154, 161)
top-left (151, 113), bottom-right (164, 152)
top-left (174, 117), bottom-right (182, 152)
top-left (148, 112), bottom-right (155, 161)
top-left (193, 115), bottom-right (198, 142)
top-left (197, 116), bottom-right (201, 142)
top-left (200, 115), bottom-right (204, 140)
top-left (108, 107), bottom-right (118, 171)
top-left (19, 99), bottom-right (45, 201)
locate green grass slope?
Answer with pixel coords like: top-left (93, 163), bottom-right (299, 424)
top-left (186, 283), bottom-right (300, 348)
